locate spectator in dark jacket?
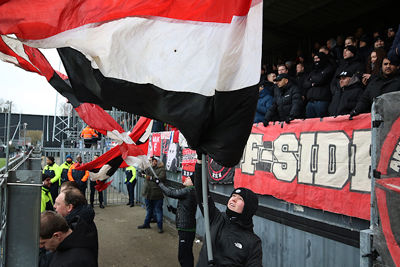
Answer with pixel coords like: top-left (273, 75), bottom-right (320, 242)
top-left (328, 70), bottom-right (364, 116)
top-left (319, 46), bottom-right (337, 68)
top-left (54, 188), bottom-right (99, 261)
top-left (303, 52), bottom-right (335, 118)
top-left (295, 63), bottom-right (307, 96)
top-left (254, 73), bottom-right (275, 123)
top-left (138, 156), bottom-right (166, 233)
top-left (373, 36), bottom-right (385, 51)
top-left (40, 211), bottom-right (98, 267)
top-left (263, 73), bottom-right (303, 125)
top-left (327, 36), bottom-right (343, 64)
top-left (388, 24), bottom-right (400, 66)
top-left (331, 45), bottom-right (365, 93)
top-left (152, 176), bottom-right (197, 267)
top-left (362, 48), bottom-right (386, 86)
top-left (194, 159), bottom-right (262, 267)
top-left (352, 57), bottom-right (400, 115)
top-left (386, 27), bottom-right (396, 51)
top-left (358, 34), bottom-right (372, 65)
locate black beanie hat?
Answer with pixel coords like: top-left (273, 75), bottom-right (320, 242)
top-left (345, 45), bottom-right (357, 55)
top-left (229, 187), bottom-right (259, 221)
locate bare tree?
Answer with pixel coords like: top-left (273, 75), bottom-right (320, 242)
top-left (0, 98), bottom-right (12, 113)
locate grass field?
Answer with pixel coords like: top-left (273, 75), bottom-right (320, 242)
top-left (0, 158), bottom-right (5, 169)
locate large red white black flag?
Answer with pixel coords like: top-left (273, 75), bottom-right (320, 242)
top-left (0, 0), bottom-right (263, 167)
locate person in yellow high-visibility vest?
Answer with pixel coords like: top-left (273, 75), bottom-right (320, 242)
top-left (125, 166), bottom-right (137, 207)
top-left (41, 173), bottom-right (54, 212)
top-left (42, 156), bottom-right (61, 202)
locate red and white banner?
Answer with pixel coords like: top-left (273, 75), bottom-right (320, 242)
top-left (235, 114), bottom-right (372, 220)
top-left (182, 148), bottom-right (197, 183)
top-left (151, 133), bottom-right (161, 157)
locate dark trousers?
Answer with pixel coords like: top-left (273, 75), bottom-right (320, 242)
top-left (49, 182), bottom-right (59, 203)
top-left (178, 230), bottom-right (195, 267)
top-left (78, 180), bottom-right (87, 196)
top-left (144, 199), bottom-right (163, 229)
top-left (90, 181), bottom-right (103, 204)
top-left (306, 100), bottom-right (329, 118)
top-left (126, 180), bottom-right (136, 204)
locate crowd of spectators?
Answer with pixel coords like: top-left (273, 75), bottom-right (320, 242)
top-left (255, 25), bottom-right (400, 125)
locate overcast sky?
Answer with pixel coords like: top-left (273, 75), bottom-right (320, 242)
top-left (0, 49), bottom-right (67, 115)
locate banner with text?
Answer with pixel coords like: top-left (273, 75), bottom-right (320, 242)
top-left (207, 155), bottom-right (234, 184)
top-left (182, 148), bottom-right (197, 182)
top-left (235, 114), bottom-right (372, 220)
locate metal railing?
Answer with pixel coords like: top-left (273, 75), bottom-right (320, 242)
top-left (42, 147), bottom-right (137, 206)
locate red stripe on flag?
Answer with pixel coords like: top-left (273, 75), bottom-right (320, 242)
top-left (0, 37), bottom-right (54, 80)
top-left (76, 117), bottom-right (152, 171)
top-left (75, 103), bottom-right (124, 135)
top-left (0, 0), bottom-right (253, 40)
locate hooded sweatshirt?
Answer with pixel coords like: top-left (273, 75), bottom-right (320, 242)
top-left (194, 163), bottom-right (262, 267)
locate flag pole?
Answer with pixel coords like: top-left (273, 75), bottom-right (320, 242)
top-left (202, 154), bottom-right (214, 265)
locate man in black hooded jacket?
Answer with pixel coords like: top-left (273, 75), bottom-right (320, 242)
top-left (331, 45), bottom-right (364, 93)
top-left (194, 157), bottom-right (262, 267)
top-left (303, 52), bottom-right (335, 118)
top-left (40, 211), bottom-right (98, 267)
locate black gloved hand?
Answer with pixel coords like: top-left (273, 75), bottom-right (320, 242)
top-left (169, 205), bottom-right (177, 214)
top-left (263, 120), bottom-right (269, 127)
top-left (349, 110), bottom-right (358, 120)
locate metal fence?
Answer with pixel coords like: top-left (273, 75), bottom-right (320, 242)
top-left (0, 174), bottom-right (7, 267)
top-left (42, 147), bottom-right (140, 206)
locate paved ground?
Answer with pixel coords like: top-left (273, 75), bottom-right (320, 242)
top-left (94, 204), bottom-right (203, 267)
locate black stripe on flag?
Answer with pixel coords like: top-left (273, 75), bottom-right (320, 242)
top-left (57, 47), bottom-right (258, 167)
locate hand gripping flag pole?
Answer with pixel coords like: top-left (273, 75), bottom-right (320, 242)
top-left (202, 154), bottom-right (214, 265)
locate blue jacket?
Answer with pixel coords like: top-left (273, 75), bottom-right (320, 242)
top-left (388, 24), bottom-right (400, 65)
top-left (254, 82), bottom-right (274, 123)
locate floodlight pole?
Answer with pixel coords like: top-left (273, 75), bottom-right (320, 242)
top-left (5, 102), bottom-right (12, 172)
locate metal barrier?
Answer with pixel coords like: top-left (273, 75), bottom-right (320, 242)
top-left (42, 147), bottom-right (105, 165)
top-left (0, 174), bottom-right (7, 267)
top-left (0, 148), bottom-right (42, 267)
top-left (42, 147), bottom-right (136, 206)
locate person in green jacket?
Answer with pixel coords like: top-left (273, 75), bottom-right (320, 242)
top-left (59, 155), bottom-right (74, 184)
top-left (43, 156), bottom-right (61, 202)
top-left (41, 173), bottom-right (54, 212)
top-left (125, 166), bottom-right (137, 207)
top-left (138, 156), bottom-right (166, 233)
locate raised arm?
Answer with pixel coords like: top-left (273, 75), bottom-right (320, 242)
top-left (158, 182), bottom-right (192, 199)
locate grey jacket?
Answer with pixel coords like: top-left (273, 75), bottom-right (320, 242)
top-left (158, 182), bottom-right (196, 230)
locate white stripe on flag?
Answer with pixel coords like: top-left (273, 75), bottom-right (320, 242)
top-left (24, 0), bottom-right (262, 96)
